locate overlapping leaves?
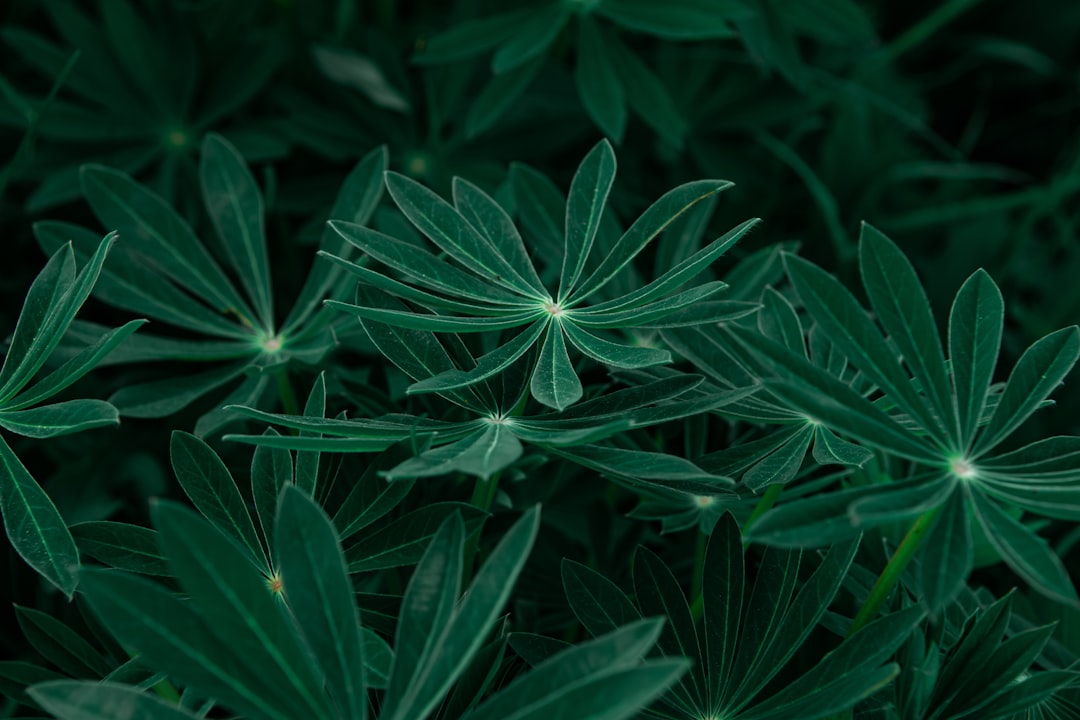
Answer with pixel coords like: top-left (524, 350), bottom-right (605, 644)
top-left (36, 134), bottom-right (386, 434)
top-left (44, 488), bottom-right (684, 720)
top-left (549, 512), bottom-right (921, 720)
top-left (323, 138), bottom-right (758, 411)
top-left (721, 223), bottom-right (1080, 609)
top-left (0, 233), bottom-right (142, 596)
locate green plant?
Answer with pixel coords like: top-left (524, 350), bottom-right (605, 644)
top-left (3, 2), bottom-right (1080, 719)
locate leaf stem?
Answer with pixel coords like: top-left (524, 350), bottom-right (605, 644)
top-left (742, 483), bottom-right (784, 550)
top-left (463, 472), bottom-right (501, 585)
top-left (273, 368), bottom-right (299, 417)
top-left (848, 505), bottom-right (943, 637)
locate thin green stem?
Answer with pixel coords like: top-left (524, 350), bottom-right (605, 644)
top-left (463, 472), bottom-right (501, 585)
top-left (274, 368), bottom-right (299, 417)
top-left (847, 505), bottom-right (944, 637)
top-left (742, 483), bottom-right (784, 550)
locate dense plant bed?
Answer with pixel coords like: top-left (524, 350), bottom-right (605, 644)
top-left (1, 1), bottom-right (1079, 719)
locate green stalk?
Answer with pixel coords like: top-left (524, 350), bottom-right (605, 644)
top-left (463, 472), bottom-right (501, 585)
top-left (847, 506), bottom-right (944, 637)
top-left (274, 368), bottom-right (299, 417)
top-left (742, 483), bottom-right (784, 550)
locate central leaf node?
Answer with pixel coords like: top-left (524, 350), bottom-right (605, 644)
top-left (543, 301), bottom-right (564, 317)
top-left (949, 456), bottom-right (978, 480)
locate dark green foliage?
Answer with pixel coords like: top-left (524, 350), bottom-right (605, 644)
top-left (2, 1), bottom-right (1080, 719)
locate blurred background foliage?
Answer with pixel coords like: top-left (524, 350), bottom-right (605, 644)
top-left (1, 0), bottom-right (1078, 697)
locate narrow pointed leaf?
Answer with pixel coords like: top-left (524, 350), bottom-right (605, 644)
top-left (80, 165), bottom-right (254, 322)
top-left (153, 502), bottom-right (333, 719)
top-left (276, 486), bottom-right (367, 720)
top-left (15, 606), bottom-right (111, 678)
top-left (108, 361), bottom-right (248, 418)
top-left (78, 568), bottom-right (299, 720)
top-left (968, 488), bottom-right (1078, 605)
top-left (385, 172), bottom-right (544, 299)
top-left (200, 134), bottom-right (273, 329)
top-left (169, 431), bottom-right (266, 570)
top-left (0, 400), bottom-right (117, 439)
top-left (530, 324), bottom-right (582, 410)
top-left (973, 326), bottom-right (1080, 457)
top-left (562, 321), bottom-right (670, 368)
top-left (571, 180), bottom-right (731, 304)
top-left (859, 224), bottom-right (956, 446)
top-left (920, 490), bottom-right (972, 613)
top-left (561, 140), bottom-right (617, 298)
top-left (491, 3), bottom-right (570, 74)
top-left (295, 373), bottom-right (326, 496)
top-left (383, 514), bottom-right (464, 719)
top-left (345, 502), bottom-right (486, 573)
top-left (453, 177), bottom-right (544, 292)
top-left (69, 521), bottom-right (168, 576)
top-left (562, 559), bottom-right (642, 636)
top-left (30, 680), bottom-right (202, 720)
top-left (949, 268), bottom-right (1004, 448)
top-left (385, 425), bottom-right (523, 481)
top-left (408, 319), bottom-right (548, 395)
top-left (575, 16), bottom-right (626, 141)
top-left (0, 435), bottom-right (78, 596)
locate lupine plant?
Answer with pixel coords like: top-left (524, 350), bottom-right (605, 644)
top-left (2, 2), bottom-right (1080, 720)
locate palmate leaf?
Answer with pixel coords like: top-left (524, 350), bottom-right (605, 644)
top-left (563, 513), bottom-right (915, 720)
top-left (323, 139), bottom-right (747, 409)
top-left (725, 227), bottom-right (1080, 608)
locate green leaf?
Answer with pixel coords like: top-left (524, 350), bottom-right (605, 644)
top-left (743, 424), bottom-right (814, 490)
top-left (605, 33), bottom-right (688, 147)
top-left (385, 425), bottom-right (523, 480)
top-left (384, 513), bottom-right (464, 720)
top-left (0, 434), bottom-right (78, 596)
top-left (784, 252), bottom-right (946, 441)
top-left (967, 488), bottom-right (1078, 605)
top-left (531, 324), bottom-right (583, 410)
top-left (153, 501), bottom-right (333, 719)
top-left (34, 221), bottom-right (249, 340)
top-left (200, 133), bottom-right (273, 330)
top-left (169, 431), bottom-right (266, 570)
top-left (108, 361), bottom-right (249, 418)
top-left (726, 325), bottom-right (941, 463)
top-left (407, 319), bottom-right (549, 396)
top-left (0, 660), bottom-right (65, 710)
top-left (562, 559), bottom-right (642, 636)
top-left (412, 9), bottom-right (532, 65)
top-left (919, 490), bottom-right (972, 613)
top-left (575, 16), bottom-right (626, 141)
top-left (704, 513), bottom-right (743, 690)
top-left (276, 486), bottom-right (367, 720)
top-left (491, 3), bottom-right (571, 74)
top-left (466, 55), bottom-right (544, 139)
top-left (382, 506), bottom-right (540, 720)
top-left (948, 268), bottom-right (1004, 450)
top-left (561, 139), bottom-right (617, 299)
top-left (0, 233), bottom-right (116, 402)
top-left (0, 398), bottom-right (117, 439)
top-left (812, 425), bottom-right (873, 467)
top-left (859, 224), bottom-right (956, 446)
top-left (329, 299), bottom-right (539, 333)
top-left (461, 619), bottom-right (667, 720)
top-left (7, 319), bottom-right (145, 411)
top-left (15, 605), bottom-right (111, 678)
top-left (80, 165), bottom-right (255, 324)
top-left (332, 445), bottom-right (417, 541)
top-left (548, 444), bottom-right (734, 493)
top-left (972, 326), bottom-right (1080, 457)
top-left (0, 242), bottom-right (76, 396)
top-left (562, 322), bottom-right (670, 368)
top-left (453, 177), bottom-right (545, 293)
top-left (30, 680), bottom-right (202, 720)
top-left (569, 180), bottom-right (731, 304)
top-left (69, 521), bottom-right (168, 576)
top-left (509, 162), bottom-right (565, 260)
top-left (345, 502), bottom-right (486, 573)
top-left (295, 373), bottom-right (326, 496)
top-left (597, 0), bottom-right (745, 39)
top-left (385, 172), bottom-right (546, 299)
top-left (571, 282), bottom-right (732, 329)
top-left (251, 429), bottom-right (293, 557)
top-left (78, 568), bottom-right (298, 720)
